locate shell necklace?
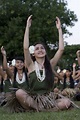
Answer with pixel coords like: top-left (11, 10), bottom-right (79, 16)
top-left (35, 61), bottom-right (45, 82)
top-left (16, 72), bottom-right (26, 84)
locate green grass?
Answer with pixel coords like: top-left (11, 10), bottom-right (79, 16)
top-left (0, 107), bottom-right (80, 120)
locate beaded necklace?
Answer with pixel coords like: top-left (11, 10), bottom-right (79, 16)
top-left (35, 61), bottom-right (45, 82)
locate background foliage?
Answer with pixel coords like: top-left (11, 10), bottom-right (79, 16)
top-left (0, 0), bottom-right (79, 68)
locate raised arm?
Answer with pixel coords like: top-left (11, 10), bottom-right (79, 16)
top-left (1, 46), bottom-right (8, 70)
top-left (72, 50), bottom-right (80, 80)
top-left (1, 46), bottom-right (13, 78)
top-left (50, 17), bottom-right (64, 68)
top-left (0, 66), bottom-right (5, 79)
top-left (76, 50), bottom-right (80, 67)
top-left (23, 15), bottom-right (33, 69)
top-left (72, 63), bottom-right (76, 78)
top-left (73, 70), bottom-right (80, 80)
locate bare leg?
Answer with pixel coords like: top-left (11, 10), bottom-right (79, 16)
top-left (16, 89), bottom-right (38, 111)
top-left (57, 98), bottom-right (71, 110)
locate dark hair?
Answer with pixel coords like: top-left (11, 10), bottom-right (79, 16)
top-left (0, 78), bottom-right (4, 92)
top-left (63, 74), bottom-right (74, 89)
top-left (44, 55), bottom-right (54, 89)
top-left (15, 56), bottom-right (24, 62)
top-left (30, 54), bottom-right (36, 62)
top-left (8, 61), bottom-right (12, 66)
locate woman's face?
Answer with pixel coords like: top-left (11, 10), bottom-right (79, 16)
top-left (9, 65), bottom-right (14, 73)
top-left (15, 60), bottom-right (24, 70)
top-left (59, 71), bottom-right (65, 77)
top-left (65, 70), bottom-right (71, 77)
top-left (34, 44), bottom-right (46, 58)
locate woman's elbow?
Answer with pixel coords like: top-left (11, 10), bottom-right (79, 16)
top-left (59, 48), bottom-right (64, 53)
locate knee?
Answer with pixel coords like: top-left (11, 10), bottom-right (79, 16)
top-left (63, 98), bottom-right (71, 109)
top-left (57, 98), bottom-right (71, 110)
top-left (16, 89), bottom-right (24, 99)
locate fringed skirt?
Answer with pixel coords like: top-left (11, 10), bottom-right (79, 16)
top-left (3, 90), bottom-right (79, 113)
top-left (61, 88), bottom-right (76, 98)
top-left (0, 92), bottom-right (6, 106)
top-left (3, 92), bottom-right (25, 113)
top-left (31, 92), bottom-right (58, 111)
top-left (3, 91), bottom-right (59, 113)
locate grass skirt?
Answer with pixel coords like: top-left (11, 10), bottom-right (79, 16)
top-left (3, 92), bottom-right (25, 113)
top-left (3, 90), bottom-right (80, 113)
top-left (3, 91), bottom-right (59, 112)
top-left (0, 92), bottom-right (6, 106)
top-left (31, 92), bottom-right (58, 111)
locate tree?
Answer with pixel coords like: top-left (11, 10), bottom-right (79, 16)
top-left (56, 45), bottom-right (80, 70)
top-left (0, 0), bottom-right (78, 60)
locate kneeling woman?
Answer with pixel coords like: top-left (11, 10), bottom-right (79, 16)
top-left (15, 15), bottom-right (71, 112)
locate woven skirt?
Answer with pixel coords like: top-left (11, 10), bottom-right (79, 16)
top-left (3, 91), bottom-right (59, 113)
top-left (4, 89), bottom-right (79, 113)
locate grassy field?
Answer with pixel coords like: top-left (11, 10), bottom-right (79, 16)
top-left (0, 107), bottom-right (80, 120)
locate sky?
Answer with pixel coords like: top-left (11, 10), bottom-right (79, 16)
top-left (64, 0), bottom-right (80, 45)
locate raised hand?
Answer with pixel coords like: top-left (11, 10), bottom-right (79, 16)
top-left (27, 15), bottom-right (32, 28)
top-left (73, 63), bottom-right (76, 68)
top-left (56, 17), bottom-right (61, 30)
top-left (76, 50), bottom-right (80, 57)
top-left (75, 70), bottom-right (80, 80)
top-left (1, 46), bottom-right (6, 56)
